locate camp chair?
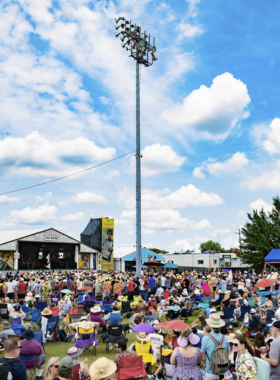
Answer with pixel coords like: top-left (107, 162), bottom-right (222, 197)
top-left (74, 326), bottom-right (98, 355)
top-left (172, 336), bottom-right (179, 349)
top-left (0, 303), bottom-right (9, 320)
top-left (30, 309), bottom-right (41, 330)
top-left (84, 300), bottom-right (95, 314)
top-left (172, 290), bottom-right (178, 297)
top-left (115, 356), bottom-right (146, 380)
top-left (167, 309), bottom-right (180, 320)
top-left (265, 311), bottom-right (275, 333)
top-left (44, 315), bottom-right (60, 343)
top-left (202, 296), bottom-right (211, 304)
top-left (77, 294), bottom-right (84, 305)
top-left (20, 354), bottom-right (39, 380)
top-left (35, 301), bottom-right (48, 312)
top-left (101, 300), bottom-right (114, 313)
top-left (69, 313), bottom-right (84, 323)
top-left (32, 330), bottom-right (44, 347)
top-left (121, 301), bottom-right (132, 315)
top-left (49, 307), bottom-right (59, 317)
top-left (164, 290), bottom-right (170, 300)
top-left (139, 291), bottom-right (148, 301)
top-left (90, 311), bottom-right (105, 326)
top-left (135, 341), bottom-right (157, 366)
top-left (107, 311), bottom-right (122, 325)
top-left (240, 306), bottom-right (251, 320)
top-left (21, 305), bottom-right (31, 322)
top-left (221, 307), bottom-right (235, 320)
top-left (102, 324), bottom-right (127, 353)
top-left (180, 308), bottom-right (190, 321)
top-left (70, 307), bottom-right (79, 314)
top-left (244, 316), bottom-right (263, 338)
top-left (10, 316), bottom-right (26, 335)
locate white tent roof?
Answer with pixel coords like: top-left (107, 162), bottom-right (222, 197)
top-left (114, 246), bottom-right (136, 259)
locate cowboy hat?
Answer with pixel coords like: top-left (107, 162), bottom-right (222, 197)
top-left (136, 332), bottom-right (150, 343)
top-left (67, 347), bottom-right (84, 359)
top-left (205, 313), bottom-right (225, 328)
top-left (89, 358), bottom-right (116, 380)
top-left (2, 321), bottom-right (11, 329)
top-left (176, 276), bottom-right (182, 280)
top-left (91, 306), bottom-right (101, 312)
top-left (97, 278), bottom-right (102, 282)
top-left (41, 307), bottom-right (52, 316)
top-left (118, 296), bottom-right (126, 302)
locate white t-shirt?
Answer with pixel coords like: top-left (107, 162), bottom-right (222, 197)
top-left (228, 275), bottom-right (233, 285)
top-left (6, 282), bottom-right (15, 293)
top-left (246, 278), bottom-right (251, 287)
top-left (275, 307), bottom-right (280, 319)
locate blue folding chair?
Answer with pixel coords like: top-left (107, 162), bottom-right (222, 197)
top-left (11, 316), bottom-right (22, 327)
top-left (21, 305), bottom-right (31, 321)
top-left (77, 294), bottom-right (84, 305)
top-left (11, 324), bottom-right (25, 335)
top-left (31, 309), bottom-right (41, 330)
top-left (107, 311), bottom-right (122, 325)
top-left (221, 307), bottom-right (235, 320)
top-left (240, 306), bottom-right (251, 320)
top-left (44, 315), bottom-right (60, 343)
top-left (19, 354), bottom-right (38, 380)
top-left (35, 301), bottom-right (48, 312)
top-left (101, 300), bottom-right (114, 313)
top-left (180, 308), bottom-right (190, 320)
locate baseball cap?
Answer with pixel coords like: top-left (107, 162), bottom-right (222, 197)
top-left (60, 357), bottom-right (74, 369)
top-left (227, 324), bottom-right (234, 330)
top-left (271, 320), bottom-right (280, 328)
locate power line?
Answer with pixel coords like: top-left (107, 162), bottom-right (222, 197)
top-left (0, 150), bottom-right (135, 196)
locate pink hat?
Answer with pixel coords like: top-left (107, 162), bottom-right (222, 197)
top-left (177, 332), bottom-right (200, 347)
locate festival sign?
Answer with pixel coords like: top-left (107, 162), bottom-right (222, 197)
top-left (78, 253), bottom-right (90, 270)
top-left (101, 218), bottom-right (114, 271)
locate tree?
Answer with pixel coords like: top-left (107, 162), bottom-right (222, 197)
top-left (149, 248), bottom-right (169, 254)
top-left (239, 195), bottom-right (280, 269)
top-left (182, 249), bottom-right (194, 254)
top-left (199, 240), bottom-right (225, 253)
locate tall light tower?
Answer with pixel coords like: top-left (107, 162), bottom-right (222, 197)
top-left (114, 18), bottom-right (158, 276)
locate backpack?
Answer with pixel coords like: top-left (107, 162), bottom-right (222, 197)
top-left (207, 334), bottom-right (229, 374)
top-left (52, 329), bottom-right (67, 342)
top-left (0, 358), bottom-right (20, 379)
top-left (64, 334), bottom-right (76, 343)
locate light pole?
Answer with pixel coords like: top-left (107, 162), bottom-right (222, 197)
top-left (114, 17), bottom-right (158, 276)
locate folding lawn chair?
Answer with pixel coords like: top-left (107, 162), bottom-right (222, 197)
top-left (221, 307), bottom-right (235, 321)
top-left (115, 356), bottom-right (146, 380)
top-left (74, 326), bottom-right (98, 355)
top-left (35, 301), bottom-right (48, 312)
top-left (31, 309), bottom-right (41, 330)
top-left (21, 305), bottom-right (31, 321)
top-left (20, 354), bottom-right (39, 380)
top-left (102, 324), bottom-right (127, 353)
top-left (0, 303), bottom-right (9, 321)
top-left (49, 307), bottom-right (59, 316)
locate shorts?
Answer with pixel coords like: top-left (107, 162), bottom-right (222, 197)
top-left (18, 294), bottom-right (25, 299)
top-left (212, 286), bottom-right (216, 292)
top-left (0, 292), bottom-right (4, 298)
top-left (7, 292), bottom-right (14, 300)
top-left (39, 354), bottom-right (47, 366)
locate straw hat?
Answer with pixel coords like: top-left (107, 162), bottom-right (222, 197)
top-left (25, 292), bottom-right (34, 302)
top-left (118, 296), bottom-right (126, 302)
top-left (136, 332), bottom-right (150, 343)
top-left (43, 281), bottom-right (50, 287)
top-left (89, 358), bottom-right (117, 380)
top-left (91, 306), bottom-right (101, 312)
top-left (225, 290), bottom-right (231, 295)
top-left (41, 307), bottom-right (52, 316)
top-left (97, 278), bottom-right (102, 283)
top-left (176, 276), bottom-right (182, 280)
top-left (137, 296), bottom-right (143, 302)
top-left (228, 333), bottom-right (235, 343)
top-left (205, 313), bottom-right (225, 328)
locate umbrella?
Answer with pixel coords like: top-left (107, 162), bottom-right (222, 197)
top-left (223, 269), bottom-right (230, 272)
top-left (79, 286), bottom-right (92, 291)
top-left (256, 279), bottom-right (277, 288)
top-left (60, 289), bottom-right (73, 294)
top-left (143, 261), bottom-right (165, 267)
top-left (202, 283), bottom-right (211, 296)
top-left (156, 320), bottom-right (190, 330)
top-left (164, 263), bottom-right (179, 269)
top-left (133, 264), bottom-right (149, 269)
top-left (203, 250), bottom-right (216, 254)
top-left (131, 324), bottom-right (157, 333)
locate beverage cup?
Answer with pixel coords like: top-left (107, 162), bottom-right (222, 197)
top-left (260, 346), bottom-right (267, 354)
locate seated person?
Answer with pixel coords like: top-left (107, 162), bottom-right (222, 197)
top-left (68, 315), bottom-right (99, 335)
top-left (156, 286), bottom-right (164, 299)
top-left (0, 338), bottom-right (28, 380)
top-left (20, 329), bottom-right (46, 380)
top-left (105, 305), bottom-right (122, 325)
top-left (190, 309), bottom-right (208, 329)
top-left (0, 321), bottom-right (15, 345)
top-left (236, 308), bottom-right (260, 334)
top-left (67, 347), bottom-right (89, 379)
top-left (209, 289), bottom-right (222, 307)
top-left (9, 304), bottom-right (26, 323)
top-left (114, 340), bottom-right (138, 369)
top-left (129, 311), bottom-right (145, 328)
top-left (145, 311), bottom-right (155, 324)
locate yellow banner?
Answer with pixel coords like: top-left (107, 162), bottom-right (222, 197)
top-left (101, 218), bottom-right (114, 271)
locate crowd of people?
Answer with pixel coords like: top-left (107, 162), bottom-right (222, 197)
top-left (0, 267), bottom-right (279, 380)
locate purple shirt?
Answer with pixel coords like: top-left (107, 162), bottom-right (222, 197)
top-left (20, 339), bottom-right (43, 367)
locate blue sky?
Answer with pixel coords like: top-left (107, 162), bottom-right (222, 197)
top-left (1, 0), bottom-right (280, 255)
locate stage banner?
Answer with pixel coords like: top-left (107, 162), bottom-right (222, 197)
top-left (101, 218), bottom-right (114, 271)
top-left (78, 253), bottom-right (90, 270)
top-left (0, 251), bottom-right (14, 270)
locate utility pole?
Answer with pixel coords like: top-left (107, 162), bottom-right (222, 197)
top-left (115, 18), bottom-right (158, 276)
top-left (235, 229), bottom-right (241, 247)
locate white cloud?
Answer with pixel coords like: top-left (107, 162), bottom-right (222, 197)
top-left (206, 152), bottom-right (249, 176)
top-left (161, 73), bottom-right (251, 141)
top-left (121, 208), bottom-right (213, 231)
top-left (193, 166), bottom-right (205, 178)
top-left (143, 229), bottom-right (155, 235)
top-left (263, 118), bottom-right (280, 154)
top-left (176, 22), bottom-right (204, 41)
top-left (114, 218), bottom-right (132, 228)
top-left (99, 96), bottom-right (111, 105)
top-left (105, 169), bottom-right (120, 181)
top-left (44, 192), bottom-right (52, 198)
top-left (119, 184), bottom-right (224, 210)
top-left (221, 235), bottom-right (239, 249)
top-left (238, 210), bottom-right (245, 217)
top-left (0, 132), bottom-right (116, 177)
top-left (139, 144), bottom-right (186, 177)
top-left (9, 203), bottom-right (57, 224)
top-left (241, 168), bottom-right (280, 190)
top-left (58, 201), bottom-right (68, 207)
top-left (61, 212), bottom-right (85, 221)
top-left (171, 238), bottom-right (194, 251)
top-left (250, 198), bottom-right (273, 213)
top-left (72, 192), bottom-right (108, 204)
top-left (0, 195), bottom-right (20, 205)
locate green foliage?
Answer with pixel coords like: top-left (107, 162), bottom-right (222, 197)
top-left (199, 240), bottom-right (225, 253)
top-left (240, 195), bottom-right (280, 269)
top-left (150, 248), bottom-right (169, 254)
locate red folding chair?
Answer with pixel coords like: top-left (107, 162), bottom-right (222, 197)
top-left (70, 307), bottom-right (79, 314)
top-left (77, 306), bottom-right (84, 313)
top-left (164, 290), bottom-right (170, 299)
top-left (49, 307), bottom-right (59, 316)
top-left (115, 355), bottom-right (146, 380)
top-left (172, 290), bottom-right (178, 297)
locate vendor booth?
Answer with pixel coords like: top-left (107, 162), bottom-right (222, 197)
top-left (265, 249), bottom-right (280, 273)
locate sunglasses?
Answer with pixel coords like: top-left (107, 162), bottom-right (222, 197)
top-left (51, 365), bottom-right (59, 368)
top-left (233, 343), bottom-right (239, 347)
top-left (15, 345), bottom-right (22, 349)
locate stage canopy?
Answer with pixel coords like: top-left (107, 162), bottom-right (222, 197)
top-left (121, 247), bottom-right (165, 262)
top-left (265, 249), bottom-right (280, 263)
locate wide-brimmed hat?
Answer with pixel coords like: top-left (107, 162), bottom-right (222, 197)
top-left (2, 321), bottom-right (11, 329)
top-left (118, 296), bottom-right (126, 302)
top-left (22, 329), bottom-right (35, 340)
top-left (43, 281), bottom-right (50, 287)
top-left (177, 331), bottom-right (200, 347)
top-left (25, 292), bottom-right (34, 301)
top-left (97, 278), bottom-right (102, 283)
top-left (41, 307), bottom-right (52, 316)
top-left (206, 313), bottom-right (225, 328)
top-left (228, 333), bottom-right (235, 343)
top-left (67, 347), bottom-right (84, 358)
top-left (89, 357), bottom-right (117, 380)
top-left (225, 290), bottom-right (231, 295)
top-left (136, 332), bottom-right (150, 343)
top-left (137, 296), bottom-right (143, 302)
top-left (176, 276), bottom-right (182, 280)
top-left (91, 306), bottom-right (101, 312)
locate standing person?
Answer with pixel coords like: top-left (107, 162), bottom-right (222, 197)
top-left (201, 314), bottom-right (230, 380)
top-left (261, 320), bottom-right (280, 380)
top-left (0, 338), bottom-right (28, 380)
top-left (127, 277), bottom-right (137, 297)
top-left (102, 277), bottom-right (112, 296)
top-left (5, 278), bottom-right (15, 300)
top-left (94, 278), bottom-right (103, 297)
top-left (42, 281), bottom-right (52, 305)
top-left (224, 335), bottom-right (257, 380)
top-left (170, 329), bottom-right (202, 380)
top-left (148, 274), bottom-right (156, 294)
top-left (17, 278), bottom-right (27, 300)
